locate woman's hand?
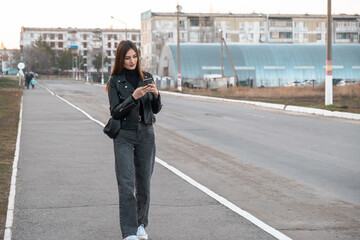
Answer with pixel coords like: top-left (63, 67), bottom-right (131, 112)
top-left (132, 86), bottom-right (149, 100)
top-left (146, 82), bottom-right (159, 99)
top-left (132, 82), bottom-right (159, 100)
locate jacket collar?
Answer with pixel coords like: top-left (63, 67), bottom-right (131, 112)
top-left (117, 73), bottom-right (142, 92)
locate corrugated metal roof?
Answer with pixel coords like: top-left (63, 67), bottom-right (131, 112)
top-left (160, 43), bottom-right (360, 86)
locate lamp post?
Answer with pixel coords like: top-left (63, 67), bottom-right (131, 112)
top-left (176, 2), bottom-right (182, 91)
top-left (111, 16), bottom-right (127, 40)
top-left (325, 0), bottom-right (333, 105)
top-left (220, 29), bottom-right (224, 78)
top-left (101, 36), bottom-right (104, 84)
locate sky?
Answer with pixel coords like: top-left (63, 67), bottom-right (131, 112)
top-left (1, 0), bottom-right (359, 49)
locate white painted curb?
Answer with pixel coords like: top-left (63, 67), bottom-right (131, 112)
top-left (160, 91), bottom-right (360, 120)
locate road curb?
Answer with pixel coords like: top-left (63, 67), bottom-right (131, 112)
top-left (160, 91), bottom-right (360, 121)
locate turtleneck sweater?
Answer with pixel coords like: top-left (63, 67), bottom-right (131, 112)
top-left (123, 68), bottom-right (140, 89)
top-left (123, 68), bottom-right (144, 120)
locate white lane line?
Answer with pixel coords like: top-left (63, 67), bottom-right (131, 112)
top-left (4, 96), bottom-right (23, 240)
top-left (52, 93), bottom-right (292, 240)
top-left (55, 95), bottom-right (105, 127)
top-left (155, 158), bottom-right (291, 240)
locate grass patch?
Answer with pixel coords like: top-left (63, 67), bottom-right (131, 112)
top-left (179, 83), bottom-right (360, 113)
top-left (0, 77), bottom-right (22, 237)
top-left (0, 77), bottom-right (19, 89)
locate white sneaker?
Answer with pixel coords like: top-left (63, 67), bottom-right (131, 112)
top-left (123, 235), bottom-right (138, 240)
top-left (136, 224), bottom-right (148, 240)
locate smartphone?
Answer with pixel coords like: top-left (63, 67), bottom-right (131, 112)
top-left (142, 78), bottom-right (153, 86)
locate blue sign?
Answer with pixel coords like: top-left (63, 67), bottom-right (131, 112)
top-left (69, 45), bottom-right (78, 49)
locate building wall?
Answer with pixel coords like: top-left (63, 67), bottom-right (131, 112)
top-left (141, 11), bottom-right (360, 76)
top-left (20, 27), bottom-right (141, 73)
top-left (158, 43), bottom-right (360, 87)
top-left (0, 49), bottom-right (20, 74)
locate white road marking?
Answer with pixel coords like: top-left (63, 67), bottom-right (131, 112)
top-left (51, 89), bottom-right (292, 240)
top-left (4, 96), bottom-right (23, 240)
top-left (155, 158), bottom-right (292, 240)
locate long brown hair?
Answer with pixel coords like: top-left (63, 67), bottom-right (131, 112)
top-left (105, 40), bottom-right (144, 92)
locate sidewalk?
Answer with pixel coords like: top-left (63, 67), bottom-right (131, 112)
top-left (10, 87), bottom-right (277, 240)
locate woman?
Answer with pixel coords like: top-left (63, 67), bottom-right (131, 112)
top-left (106, 40), bottom-right (162, 240)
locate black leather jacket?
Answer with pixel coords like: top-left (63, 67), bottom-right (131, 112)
top-left (108, 73), bottom-right (162, 129)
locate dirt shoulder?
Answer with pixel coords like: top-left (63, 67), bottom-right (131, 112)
top-left (0, 77), bottom-right (22, 238)
top-left (177, 83), bottom-right (360, 114)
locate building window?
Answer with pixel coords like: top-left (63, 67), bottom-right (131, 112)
top-left (317, 34), bottom-right (321, 40)
top-left (50, 42), bottom-right (55, 48)
top-left (108, 34), bottom-right (112, 40)
top-left (83, 42), bottom-right (87, 48)
top-left (179, 20), bottom-right (185, 29)
top-left (58, 34), bottom-right (63, 40)
top-left (83, 34), bottom-right (87, 40)
top-left (270, 20), bottom-right (292, 27)
top-left (336, 33), bottom-right (357, 40)
top-left (190, 17), bottom-right (199, 26)
top-left (279, 32), bottom-right (292, 38)
top-left (107, 50), bottom-right (111, 56)
top-left (84, 50), bottom-right (88, 56)
top-left (271, 32), bottom-right (279, 39)
top-left (132, 35), bottom-right (137, 41)
top-left (114, 42), bottom-right (117, 48)
top-left (30, 33), bottom-right (34, 38)
top-left (43, 34), bottom-right (47, 40)
top-left (168, 32), bottom-right (173, 38)
top-left (58, 42), bottom-right (63, 48)
top-left (50, 34), bottom-right (55, 40)
top-left (108, 42), bottom-right (111, 48)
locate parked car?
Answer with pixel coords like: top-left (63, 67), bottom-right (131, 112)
top-left (302, 79), bottom-right (318, 86)
top-left (338, 80), bottom-right (355, 86)
top-left (284, 80), bottom-right (303, 87)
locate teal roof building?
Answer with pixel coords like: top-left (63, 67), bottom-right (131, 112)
top-left (158, 44), bottom-right (360, 87)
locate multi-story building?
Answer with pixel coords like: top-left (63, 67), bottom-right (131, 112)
top-left (0, 48), bottom-right (20, 74)
top-left (20, 27), bottom-right (141, 73)
top-left (141, 10), bottom-right (360, 74)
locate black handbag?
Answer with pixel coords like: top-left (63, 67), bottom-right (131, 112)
top-left (103, 117), bottom-right (120, 139)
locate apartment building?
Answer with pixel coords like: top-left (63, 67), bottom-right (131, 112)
top-left (141, 10), bottom-right (360, 74)
top-left (0, 48), bottom-right (20, 74)
top-left (20, 27), bottom-right (141, 73)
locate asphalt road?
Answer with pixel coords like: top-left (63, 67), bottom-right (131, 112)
top-left (11, 79), bottom-right (360, 240)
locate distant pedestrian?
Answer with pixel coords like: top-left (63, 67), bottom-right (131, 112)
top-left (24, 72), bottom-right (32, 89)
top-left (105, 40), bottom-right (162, 240)
top-left (30, 78), bottom-right (36, 89)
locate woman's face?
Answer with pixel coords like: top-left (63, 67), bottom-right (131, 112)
top-left (123, 48), bottom-right (137, 70)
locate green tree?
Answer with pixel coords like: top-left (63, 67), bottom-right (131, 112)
top-left (92, 53), bottom-right (102, 73)
top-left (77, 51), bottom-right (84, 70)
top-left (57, 49), bottom-right (73, 71)
top-left (23, 36), bottom-right (55, 74)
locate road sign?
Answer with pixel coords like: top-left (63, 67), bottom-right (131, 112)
top-left (18, 62), bottom-right (25, 70)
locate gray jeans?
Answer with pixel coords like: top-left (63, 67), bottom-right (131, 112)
top-left (113, 123), bottom-right (155, 238)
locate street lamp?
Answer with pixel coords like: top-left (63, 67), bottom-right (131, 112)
top-left (92, 30), bottom-right (104, 84)
top-left (325, 0), bottom-right (333, 105)
top-left (176, 2), bottom-right (182, 91)
top-left (111, 16), bottom-right (127, 40)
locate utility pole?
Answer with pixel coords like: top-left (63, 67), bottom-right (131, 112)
top-left (111, 16), bottom-right (127, 40)
top-left (176, 1), bottom-right (182, 91)
top-left (325, 0), bottom-right (333, 105)
top-left (101, 36), bottom-right (104, 84)
top-left (220, 29), bottom-right (224, 77)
